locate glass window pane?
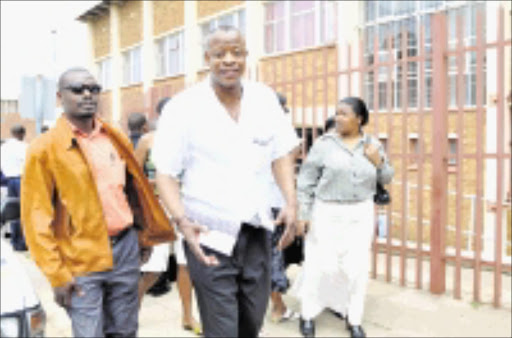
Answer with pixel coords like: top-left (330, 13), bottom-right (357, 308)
top-left (265, 2), bottom-right (275, 21)
top-left (265, 25), bottom-right (274, 53)
top-left (238, 10), bottom-right (246, 35)
top-left (366, 0), bottom-right (376, 21)
top-left (394, 1), bottom-right (415, 16)
top-left (218, 13), bottom-right (233, 26)
top-left (276, 21), bottom-right (285, 51)
top-left (304, 12), bottom-right (315, 47)
top-left (291, 0), bottom-right (315, 13)
top-left (378, 0), bottom-right (392, 17)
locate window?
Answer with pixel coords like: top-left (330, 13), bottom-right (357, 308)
top-left (96, 57), bottom-right (112, 90)
top-left (122, 46), bottom-right (142, 86)
top-left (200, 9), bottom-right (246, 66)
top-left (264, 1), bottom-right (336, 54)
top-left (362, 1), bottom-right (485, 110)
top-left (155, 30), bottom-right (185, 78)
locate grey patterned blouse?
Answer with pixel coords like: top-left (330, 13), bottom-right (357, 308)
top-left (297, 132), bottom-right (394, 221)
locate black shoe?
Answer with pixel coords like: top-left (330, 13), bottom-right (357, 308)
top-left (299, 318), bottom-right (315, 338)
top-left (345, 318), bottom-right (366, 338)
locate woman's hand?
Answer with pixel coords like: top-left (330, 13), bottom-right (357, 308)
top-left (296, 220), bottom-right (310, 237)
top-left (364, 143), bottom-right (383, 168)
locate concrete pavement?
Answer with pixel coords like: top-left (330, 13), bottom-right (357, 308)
top-left (14, 251), bottom-right (512, 337)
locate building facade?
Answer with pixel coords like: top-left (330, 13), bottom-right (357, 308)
top-left (78, 0), bottom-right (511, 301)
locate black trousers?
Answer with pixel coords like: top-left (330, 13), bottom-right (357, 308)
top-left (184, 224), bottom-right (271, 337)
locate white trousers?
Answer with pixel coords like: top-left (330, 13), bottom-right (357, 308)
top-left (290, 199), bottom-right (374, 325)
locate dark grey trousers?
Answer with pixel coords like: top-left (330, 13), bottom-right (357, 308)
top-left (67, 227), bottom-right (140, 337)
top-left (184, 224), bottom-right (271, 338)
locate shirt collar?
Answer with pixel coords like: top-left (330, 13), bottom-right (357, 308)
top-left (68, 118), bottom-right (104, 139)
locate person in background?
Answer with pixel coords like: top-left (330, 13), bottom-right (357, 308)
top-left (0, 124), bottom-right (28, 251)
top-left (21, 67), bottom-right (175, 337)
top-left (127, 112), bottom-right (149, 148)
top-left (292, 97), bottom-right (394, 338)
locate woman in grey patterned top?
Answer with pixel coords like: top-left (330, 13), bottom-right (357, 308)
top-left (291, 97), bottom-right (394, 338)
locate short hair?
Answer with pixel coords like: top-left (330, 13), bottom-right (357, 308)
top-left (339, 97), bottom-right (369, 126)
top-left (127, 113), bottom-right (147, 133)
top-left (324, 116), bottom-right (336, 131)
top-left (203, 25), bottom-right (245, 52)
top-left (58, 67), bottom-right (92, 91)
top-left (11, 124), bottom-right (26, 137)
top-left (156, 97), bottom-right (171, 115)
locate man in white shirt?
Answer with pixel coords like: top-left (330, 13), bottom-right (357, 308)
top-left (0, 124), bottom-right (28, 250)
top-left (152, 26), bottom-right (299, 337)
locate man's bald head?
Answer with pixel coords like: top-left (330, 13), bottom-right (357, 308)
top-left (58, 67), bottom-right (92, 91)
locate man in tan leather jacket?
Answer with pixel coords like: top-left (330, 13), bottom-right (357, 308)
top-left (21, 67), bottom-right (175, 337)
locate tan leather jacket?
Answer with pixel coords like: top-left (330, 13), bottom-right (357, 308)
top-left (21, 117), bottom-right (175, 287)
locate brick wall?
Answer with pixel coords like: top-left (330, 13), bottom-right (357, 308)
top-left (364, 111), bottom-right (487, 249)
top-left (197, 0), bottom-right (244, 19)
top-left (92, 15), bottom-right (111, 59)
top-left (119, 0), bottom-right (143, 49)
top-left (153, 0), bottom-right (185, 36)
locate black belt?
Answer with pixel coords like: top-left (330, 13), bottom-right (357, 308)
top-left (109, 226), bottom-right (132, 246)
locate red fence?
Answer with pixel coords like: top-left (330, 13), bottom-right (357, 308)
top-left (136, 5), bottom-right (511, 308)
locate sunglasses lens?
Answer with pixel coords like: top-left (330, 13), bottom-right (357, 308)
top-left (68, 84), bottom-right (101, 94)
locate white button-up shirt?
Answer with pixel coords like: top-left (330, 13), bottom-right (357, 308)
top-left (152, 77), bottom-right (299, 255)
top-left (0, 138), bottom-right (28, 178)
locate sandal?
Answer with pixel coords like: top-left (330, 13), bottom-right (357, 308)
top-left (272, 308), bottom-right (300, 323)
top-left (183, 323), bottom-right (202, 336)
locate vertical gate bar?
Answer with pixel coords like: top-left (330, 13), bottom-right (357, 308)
top-left (430, 12), bottom-right (448, 294)
top-left (372, 32), bottom-right (380, 279)
top-left (417, 23), bottom-right (426, 290)
top-left (454, 11), bottom-right (465, 300)
top-left (323, 43), bottom-right (328, 130)
top-left (386, 34), bottom-right (394, 283)
top-left (292, 55), bottom-right (297, 128)
top-left (494, 4), bottom-right (505, 308)
top-left (312, 53), bottom-right (318, 142)
top-left (347, 43), bottom-right (352, 96)
top-left (400, 26), bottom-right (409, 287)
top-left (302, 53), bottom-right (307, 158)
top-left (473, 5), bottom-right (485, 304)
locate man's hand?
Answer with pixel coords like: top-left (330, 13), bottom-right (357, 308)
top-left (140, 246), bottom-right (153, 265)
top-left (178, 217), bottom-right (219, 266)
top-left (296, 220), bottom-right (310, 237)
top-left (274, 204), bottom-right (297, 251)
top-left (53, 279), bottom-right (84, 308)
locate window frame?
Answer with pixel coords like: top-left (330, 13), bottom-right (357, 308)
top-left (263, 0), bottom-right (336, 56)
top-left (361, 0), bottom-right (485, 112)
top-left (154, 29), bottom-right (186, 79)
top-left (121, 45), bottom-right (143, 87)
top-left (96, 56), bottom-right (112, 91)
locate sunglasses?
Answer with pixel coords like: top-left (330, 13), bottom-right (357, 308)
top-left (63, 84), bottom-right (102, 95)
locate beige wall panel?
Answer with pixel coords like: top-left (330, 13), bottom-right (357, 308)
top-left (119, 0), bottom-right (143, 49)
top-left (92, 15), bottom-right (111, 58)
top-left (197, 0), bottom-right (244, 19)
top-left (153, 1), bottom-right (185, 36)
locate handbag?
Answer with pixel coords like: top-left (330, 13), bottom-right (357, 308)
top-left (374, 182), bottom-right (391, 205)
